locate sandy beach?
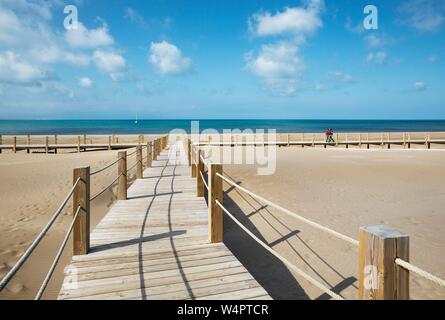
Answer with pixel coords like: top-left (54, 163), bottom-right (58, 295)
top-left (219, 147), bottom-right (445, 299)
top-left (0, 145), bottom-right (149, 300)
top-left (0, 136), bottom-right (444, 300)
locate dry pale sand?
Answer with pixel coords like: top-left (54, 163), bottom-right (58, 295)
top-left (0, 148), bottom-right (144, 300)
top-left (216, 147), bottom-right (445, 300)
top-left (1, 138), bottom-right (444, 300)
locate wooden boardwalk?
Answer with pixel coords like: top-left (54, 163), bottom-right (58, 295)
top-left (58, 142), bottom-right (271, 300)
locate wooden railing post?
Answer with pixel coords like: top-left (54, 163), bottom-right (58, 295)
top-left (0, 135), bottom-right (2, 154)
top-left (187, 139), bottom-right (191, 166)
top-left (191, 145), bottom-right (197, 178)
top-left (358, 225), bottom-right (409, 300)
top-left (118, 151), bottom-right (127, 200)
top-left (54, 135), bottom-right (58, 154)
top-left (77, 136), bottom-right (81, 153)
top-left (73, 166), bottom-right (90, 255)
top-left (209, 163), bottom-right (223, 243)
top-left (83, 134), bottom-right (87, 145)
top-left (45, 136), bottom-right (49, 154)
top-left (26, 134), bottom-right (30, 154)
top-left (146, 142), bottom-right (152, 168)
top-left (12, 136), bottom-right (17, 153)
top-left (136, 145), bottom-right (143, 179)
top-left (196, 149), bottom-right (204, 197)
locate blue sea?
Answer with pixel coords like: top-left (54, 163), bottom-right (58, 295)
top-left (1, 120), bottom-right (445, 135)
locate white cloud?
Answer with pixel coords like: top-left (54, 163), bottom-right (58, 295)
top-left (367, 51), bottom-right (387, 64)
top-left (65, 23), bottom-right (114, 48)
top-left (149, 41), bottom-right (192, 75)
top-left (78, 77), bottom-right (92, 88)
top-left (0, 51), bottom-right (48, 85)
top-left (315, 71), bottom-right (354, 91)
top-left (414, 81), bottom-right (426, 91)
top-left (93, 50), bottom-right (127, 80)
top-left (245, 42), bottom-right (305, 96)
top-left (124, 8), bottom-right (147, 28)
top-left (428, 55), bottom-right (437, 63)
top-left (365, 34), bottom-right (385, 48)
top-left (249, 0), bottom-right (324, 38)
top-left (398, 0), bottom-right (445, 32)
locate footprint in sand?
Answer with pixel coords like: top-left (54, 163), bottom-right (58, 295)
top-left (6, 282), bottom-right (25, 294)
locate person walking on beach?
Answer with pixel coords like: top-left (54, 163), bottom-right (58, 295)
top-left (326, 128), bottom-right (335, 143)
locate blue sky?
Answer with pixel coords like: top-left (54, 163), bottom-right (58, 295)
top-left (0, 0), bottom-right (444, 119)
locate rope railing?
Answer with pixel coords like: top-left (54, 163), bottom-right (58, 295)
top-left (215, 200), bottom-right (344, 300)
top-left (90, 173), bottom-right (123, 201)
top-left (35, 205), bottom-right (82, 300)
top-left (0, 177), bottom-right (81, 291)
top-left (90, 158), bottom-right (119, 176)
top-left (216, 172), bottom-right (359, 246)
top-left (127, 161), bottom-right (138, 173)
top-left (395, 258), bottom-right (445, 288)
top-left (127, 148), bottom-right (137, 156)
top-left (200, 171), bottom-right (209, 190)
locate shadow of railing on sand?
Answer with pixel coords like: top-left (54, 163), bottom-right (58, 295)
top-left (221, 174), bottom-right (357, 300)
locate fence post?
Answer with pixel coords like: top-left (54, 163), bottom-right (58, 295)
top-left (136, 145), bottom-right (143, 179)
top-left (26, 134), bottom-right (30, 154)
top-left (54, 135), bottom-right (58, 154)
top-left (118, 151), bottom-right (127, 200)
top-left (77, 136), bottom-right (81, 153)
top-left (209, 163), bottom-right (223, 243)
top-left (196, 149), bottom-right (204, 197)
top-left (358, 225), bottom-right (409, 300)
top-left (108, 136), bottom-right (112, 150)
top-left (13, 136), bottom-right (17, 153)
top-left (188, 139), bottom-right (192, 167)
top-left (73, 166), bottom-right (90, 255)
top-left (0, 135), bottom-right (2, 154)
top-left (192, 145), bottom-right (197, 178)
top-left (45, 136), bottom-right (49, 154)
top-left (146, 142), bottom-right (152, 168)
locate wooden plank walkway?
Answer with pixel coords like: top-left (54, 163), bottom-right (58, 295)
top-left (58, 142), bottom-right (271, 300)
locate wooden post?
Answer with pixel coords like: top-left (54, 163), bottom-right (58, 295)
top-left (136, 145), bottom-right (143, 179)
top-left (187, 140), bottom-right (192, 166)
top-left (0, 135), bottom-right (2, 154)
top-left (192, 146), bottom-right (197, 178)
top-left (108, 136), bottom-right (112, 150)
top-left (403, 133), bottom-right (406, 149)
top-left (209, 163), bottom-right (223, 243)
top-left (27, 134), bottom-right (30, 154)
top-left (77, 136), bottom-right (81, 153)
top-left (73, 166), bottom-right (90, 255)
top-left (54, 135), bottom-right (57, 154)
top-left (45, 136), bottom-right (49, 154)
top-left (13, 136), bottom-right (17, 153)
top-left (408, 133), bottom-right (411, 149)
top-left (146, 142), bottom-right (152, 168)
top-left (426, 134), bottom-right (431, 149)
top-left (196, 149), bottom-right (204, 197)
top-left (83, 134), bottom-right (87, 145)
top-left (118, 151), bottom-right (127, 200)
top-left (287, 134), bottom-right (290, 147)
top-left (359, 134), bottom-right (362, 148)
top-left (345, 134), bottom-right (349, 149)
top-left (358, 225), bottom-right (409, 300)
